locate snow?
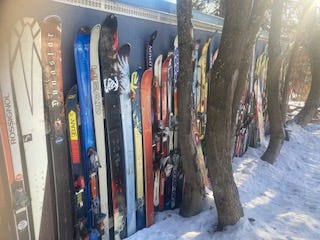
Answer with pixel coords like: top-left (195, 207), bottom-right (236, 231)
top-left (126, 123), bottom-right (320, 240)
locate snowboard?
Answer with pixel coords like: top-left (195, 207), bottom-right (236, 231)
top-left (100, 14), bottom-right (127, 240)
top-left (118, 43), bottom-right (136, 237)
top-left (130, 68), bottom-right (146, 230)
top-left (0, 42), bottom-right (33, 240)
top-left (10, 17), bottom-right (56, 239)
top-left (42, 15), bottom-right (73, 239)
top-left (141, 68), bottom-right (154, 227)
top-left (74, 26), bottom-right (105, 238)
top-left (90, 23), bottom-right (110, 239)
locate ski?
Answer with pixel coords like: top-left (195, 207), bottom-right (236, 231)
top-left (192, 39), bottom-right (201, 110)
top-left (171, 35), bottom-right (182, 209)
top-left (118, 43), bottom-right (137, 237)
top-left (146, 31), bottom-right (157, 69)
top-left (66, 85), bottom-right (88, 239)
top-left (100, 14), bottom-right (127, 239)
top-left (199, 38), bottom-right (210, 140)
top-left (42, 15), bottom-right (73, 239)
top-left (130, 68), bottom-right (146, 230)
top-left (0, 95), bottom-right (22, 240)
top-left (0, 41), bottom-right (34, 240)
top-left (153, 54), bottom-right (162, 210)
top-left (10, 17), bottom-right (56, 239)
top-left (74, 26), bottom-right (105, 238)
top-left (160, 54), bottom-right (173, 211)
top-left (90, 23), bottom-right (110, 239)
top-left (141, 68), bottom-right (154, 227)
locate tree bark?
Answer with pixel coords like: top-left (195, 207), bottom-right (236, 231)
top-left (177, 0), bottom-right (206, 217)
top-left (261, 0), bottom-right (285, 164)
top-left (206, 0), bottom-right (260, 228)
top-left (231, 0), bottom-right (271, 132)
top-left (294, 5), bottom-right (320, 127)
top-left (281, 43), bottom-right (298, 124)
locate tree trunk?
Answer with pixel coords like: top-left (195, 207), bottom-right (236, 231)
top-left (261, 0), bottom-right (285, 164)
top-left (231, 0), bottom-right (272, 132)
top-left (281, 43), bottom-right (298, 124)
top-left (206, 0), bottom-right (259, 228)
top-left (177, 0), bottom-right (206, 217)
top-left (294, 5), bottom-right (320, 127)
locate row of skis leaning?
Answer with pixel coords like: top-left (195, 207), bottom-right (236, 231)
top-left (0, 12), bottom-right (268, 240)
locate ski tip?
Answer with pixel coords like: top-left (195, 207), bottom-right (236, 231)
top-left (118, 43), bottom-right (131, 57)
top-left (78, 26), bottom-right (91, 35)
top-left (91, 24), bottom-right (101, 32)
top-left (155, 54), bottom-right (163, 64)
top-left (150, 30), bottom-right (158, 42)
top-left (102, 14), bottom-right (118, 31)
top-left (43, 15), bottom-right (61, 24)
top-left (174, 35), bottom-right (178, 48)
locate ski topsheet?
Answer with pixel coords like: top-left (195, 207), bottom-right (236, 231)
top-left (100, 14), bottom-right (127, 239)
top-left (74, 26), bottom-right (106, 238)
top-left (90, 23), bottom-right (110, 239)
top-left (10, 17), bottom-right (56, 239)
top-left (66, 85), bottom-right (88, 239)
top-left (0, 42), bottom-right (33, 240)
top-left (118, 43), bottom-right (136, 237)
top-left (153, 54), bottom-right (162, 210)
top-left (141, 68), bottom-right (154, 227)
top-left (130, 68), bottom-right (145, 230)
top-left (0, 94), bottom-right (21, 240)
top-left (42, 15), bottom-right (73, 239)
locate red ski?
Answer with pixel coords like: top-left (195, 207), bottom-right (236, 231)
top-left (141, 69), bottom-right (154, 227)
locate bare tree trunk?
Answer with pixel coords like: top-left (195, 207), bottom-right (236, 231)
top-left (206, 0), bottom-right (260, 228)
top-left (294, 51), bottom-right (320, 127)
top-left (177, 0), bottom-right (206, 217)
top-left (294, 5), bottom-right (320, 127)
top-left (261, 0), bottom-right (285, 164)
top-left (231, 0), bottom-right (272, 131)
top-left (281, 43), bottom-right (298, 124)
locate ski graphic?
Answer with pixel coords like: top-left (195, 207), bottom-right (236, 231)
top-left (192, 39), bottom-right (201, 110)
top-left (90, 23), bottom-right (110, 239)
top-left (0, 41), bottom-right (33, 240)
top-left (118, 43), bottom-right (136, 237)
top-left (159, 54), bottom-right (173, 211)
top-left (75, 26), bottom-right (106, 238)
top-left (100, 14), bottom-right (127, 240)
top-left (146, 31), bottom-right (157, 69)
top-left (0, 95), bottom-right (22, 240)
top-left (153, 54), bottom-right (162, 210)
top-left (199, 38), bottom-right (211, 140)
top-left (141, 68), bottom-right (154, 227)
top-left (10, 17), bottom-right (56, 239)
top-left (42, 15), bottom-right (73, 239)
top-left (66, 85), bottom-right (88, 239)
top-left (130, 68), bottom-right (146, 230)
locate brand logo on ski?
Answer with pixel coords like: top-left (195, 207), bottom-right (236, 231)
top-left (17, 220), bottom-right (28, 231)
top-left (22, 134), bottom-right (32, 142)
top-left (16, 173), bottom-right (23, 181)
top-left (104, 77), bottom-right (119, 92)
top-left (3, 94), bottom-right (17, 145)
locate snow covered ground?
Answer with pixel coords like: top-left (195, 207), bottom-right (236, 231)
top-left (127, 123), bottom-right (320, 240)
